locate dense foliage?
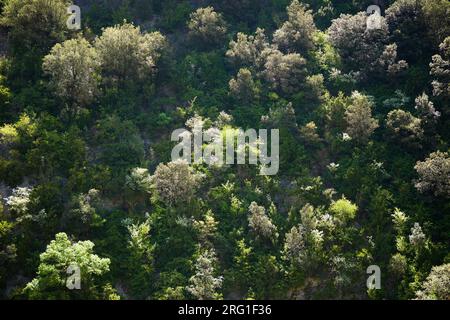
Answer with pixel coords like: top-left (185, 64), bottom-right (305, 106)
top-left (0, 0), bottom-right (448, 300)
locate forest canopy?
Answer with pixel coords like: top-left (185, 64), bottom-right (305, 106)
top-left (0, 0), bottom-right (448, 300)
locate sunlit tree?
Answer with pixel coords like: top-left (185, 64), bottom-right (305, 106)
top-left (187, 249), bottom-right (223, 300)
top-left (95, 23), bottom-right (166, 83)
top-left (386, 109), bottom-right (423, 147)
top-left (273, 0), bottom-right (316, 54)
top-left (23, 233), bottom-right (118, 299)
top-left (229, 68), bottom-right (260, 102)
top-left (248, 202), bottom-right (278, 241)
top-left (43, 37), bottom-right (100, 111)
top-left (151, 160), bottom-right (201, 206)
top-left (188, 7), bottom-right (227, 45)
top-left (430, 37), bottom-right (450, 98)
top-left (263, 50), bottom-right (307, 94)
top-left (344, 92), bottom-right (379, 143)
top-left (416, 263), bottom-right (450, 300)
top-left (414, 151), bottom-right (450, 197)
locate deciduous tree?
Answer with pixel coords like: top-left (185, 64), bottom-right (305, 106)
top-left (43, 37), bottom-right (100, 111)
top-left (187, 249), bottom-right (223, 300)
top-left (386, 109), bottom-right (423, 147)
top-left (430, 37), bottom-right (450, 98)
top-left (248, 202), bottom-right (278, 241)
top-left (94, 23), bottom-right (166, 84)
top-left (328, 12), bottom-right (407, 79)
top-left (151, 160), bottom-right (201, 206)
top-left (229, 68), bottom-right (260, 102)
top-left (226, 28), bottom-right (270, 69)
top-left (414, 151), bottom-right (450, 197)
top-left (344, 92), bottom-right (379, 143)
top-left (188, 7), bottom-right (227, 46)
top-left (23, 232), bottom-right (118, 299)
top-left (263, 50), bottom-right (307, 94)
top-left (416, 263), bottom-right (450, 300)
top-left (273, 0), bottom-right (317, 54)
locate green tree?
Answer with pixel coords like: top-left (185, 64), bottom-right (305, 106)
top-left (43, 37), bottom-right (100, 116)
top-left (0, 64), bottom-right (11, 119)
top-left (263, 49), bottom-right (307, 94)
top-left (229, 68), bottom-right (260, 102)
top-left (421, 0), bottom-right (450, 46)
top-left (328, 11), bottom-right (407, 79)
top-left (248, 202), bottom-right (278, 241)
top-left (187, 248), bottom-right (223, 300)
top-left (273, 0), bottom-right (317, 54)
top-left (23, 232), bottom-right (119, 299)
top-left (385, 0), bottom-right (431, 62)
top-left (430, 37), bottom-right (450, 99)
top-left (226, 28), bottom-right (270, 69)
top-left (151, 160), bottom-right (201, 207)
top-left (329, 197), bottom-right (358, 225)
top-left (386, 109), bottom-right (423, 147)
top-left (127, 219), bottom-right (154, 298)
top-left (94, 22), bottom-right (166, 84)
top-left (0, 201), bottom-right (16, 291)
top-left (1, 0), bottom-right (70, 81)
top-left (188, 7), bottom-right (227, 46)
top-left (415, 263), bottom-right (450, 300)
top-left (344, 92), bottom-right (379, 144)
top-left (65, 189), bottom-right (103, 233)
top-left (414, 151), bottom-right (450, 198)
top-left (94, 115), bottom-right (145, 170)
